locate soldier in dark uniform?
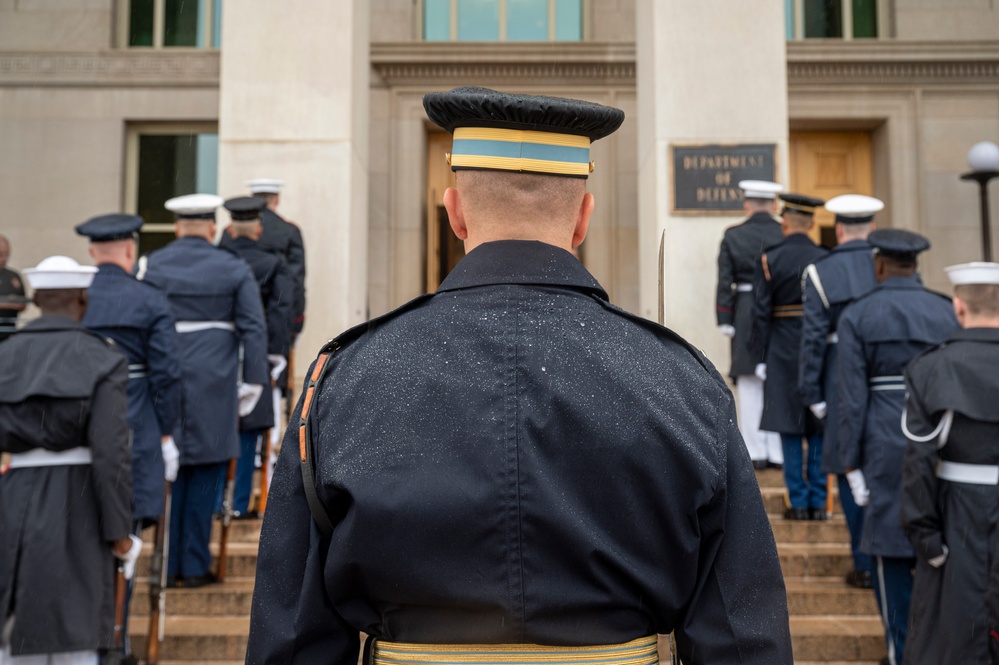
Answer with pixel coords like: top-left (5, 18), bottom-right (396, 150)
top-left (836, 230), bottom-right (958, 665)
top-left (901, 261), bottom-right (999, 665)
top-left (717, 180), bottom-right (784, 468)
top-left (140, 194), bottom-right (269, 588)
top-left (0, 235), bottom-right (27, 341)
top-left (246, 87), bottom-right (792, 664)
top-left (220, 178), bottom-right (306, 339)
top-left (0, 256), bottom-right (141, 664)
top-left (221, 196), bottom-right (293, 519)
top-left (750, 193), bottom-right (828, 520)
top-left (798, 193), bottom-right (882, 589)
top-left (75, 213), bottom-right (182, 654)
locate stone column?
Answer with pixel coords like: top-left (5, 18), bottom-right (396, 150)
top-left (218, 0), bottom-right (370, 368)
top-left (636, 2), bottom-right (789, 371)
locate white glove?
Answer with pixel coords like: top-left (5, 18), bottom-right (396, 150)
top-left (238, 383), bottom-right (264, 417)
top-left (718, 324), bottom-right (736, 338)
top-left (928, 545), bottom-right (949, 568)
top-left (267, 354), bottom-right (287, 384)
top-left (161, 436), bottom-right (180, 482)
top-left (754, 363), bottom-right (767, 381)
top-left (809, 401), bottom-right (828, 420)
top-left (112, 534), bottom-right (143, 581)
top-left (846, 469), bottom-right (870, 507)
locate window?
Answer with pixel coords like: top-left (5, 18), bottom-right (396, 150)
top-left (125, 124), bottom-right (219, 254)
top-left (423, 0), bottom-right (582, 42)
top-left (786, 0), bottom-right (882, 39)
top-left (119, 0), bottom-right (223, 48)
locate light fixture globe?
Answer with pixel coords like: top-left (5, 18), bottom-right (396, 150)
top-left (967, 141), bottom-right (999, 173)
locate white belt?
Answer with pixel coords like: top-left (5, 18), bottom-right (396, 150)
top-left (8, 447), bottom-right (92, 469)
top-left (735, 283), bottom-right (753, 293)
top-left (128, 363), bottom-right (147, 380)
top-left (175, 321), bottom-right (236, 334)
top-left (827, 333), bottom-right (839, 344)
top-left (869, 375), bottom-right (905, 391)
top-left (936, 460), bottom-right (999, 485)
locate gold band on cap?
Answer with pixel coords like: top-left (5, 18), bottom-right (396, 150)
top-left (450, 127), bottom-right (592, 177)
top-left (782, 202), bottom-right (817, 214)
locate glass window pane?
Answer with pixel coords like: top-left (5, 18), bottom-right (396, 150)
top-left (804, 0), bottom-right (842, 38)
top-left (164, 0), bottom-right (203, 47)
top-left (458, 0), bottom-right (499, 41)
top-left (555, 0), bottom-right (582, 41)
top-left (136, 133), bottom-right (218, 227)
top-left (424, 0), bottom-right (451, 41)
top-left (853, 0), bottom-right (877, 37)
top-left (508, 0), bottom-right (547, 41)
top-left (785, 0), bottom-right (795, 39)
top-left (212, 0), bottom-right (223, 47)
top-left (128, 0), bottom-right (154, 47)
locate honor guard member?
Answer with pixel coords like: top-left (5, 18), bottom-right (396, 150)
top-left (247, 87), bottom-right (792, 664)
top-left (0, 256), bottom-right (141, 664)
top-left (0, 235), bottom-right (27, 341)
top-left (221, 196), bottom-right (293, 519)
top-left (901, 262), bottom-right (999, 665)
top-left (716, 180), bottom-right (784, 468)
top-left (750, 193), bottom-right (828, 520)
top-left (799, 193), bottom-right (881, 589)
top-left (220, 178), bottom-right (306, 339)
top-left (140, 194), bottom-right (269, 588)
top-left (835, 229), bottom-right (958, 665)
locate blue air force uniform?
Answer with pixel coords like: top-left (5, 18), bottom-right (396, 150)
top-left (77, 214), bottom-right (181, 522)
top-left (798, 194), bottom-right (882, 584)
top-left (141, 194), bottom-right (269, 584)
top-left (835, 229), bottom-right (958, 665)
top-left (247, 87), bottom-right (792, 665)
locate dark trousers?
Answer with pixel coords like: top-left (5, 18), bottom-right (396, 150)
top-left (781, 434), bottom-right (826, 509)
top-left (838, 473), bottom-right (874, 573)
top-left (168, 462), bottom-right (226, 579)
top-left (234, 430), bottom-right (262, 513)
top-left (873, 555), bottom-right (914, 665)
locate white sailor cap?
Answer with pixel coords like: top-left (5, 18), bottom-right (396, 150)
top-left (738, 180), bottom-right (784, 200)
top-left (246, 178), bottom-right (285, 195)
top-left (945, 262), bottom-right (999, 286)
top-left (165, 194), bottom-right (224, 219)
top-left (825, 194), bottom-right (884, 224)
top-left (23, 256), bottom-right (98, 290)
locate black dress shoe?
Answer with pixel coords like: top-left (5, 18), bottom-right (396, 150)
top-left (166, 576), bottom-right (180, 589)
top-left (845, 569), bottom-right (874, 589)
top-left (182, 573), bottom-right (218, 588)
top-left (752, 460), bottom-right (768, 470)
top-left (808, 508), bottom-right (829, 521)
top-left (784, 507), bottom-right (809, 521)
top-left (766, 461), bottom-right (783, 470)
top-left (233, 509), bottom-right (260, 521)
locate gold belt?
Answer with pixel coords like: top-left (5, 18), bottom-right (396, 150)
top-left (370, 635), bottom-right (659, 665)
top-left (772, 304), bottom-right (803, 318)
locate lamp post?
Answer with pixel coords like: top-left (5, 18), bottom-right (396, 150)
top-left (960, 141), bottom-right (999, 262)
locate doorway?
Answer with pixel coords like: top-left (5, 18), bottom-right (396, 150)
top-left (426, 132), bottom-right (462, 292)
top-left (789, 131), bottom-right (874, 247)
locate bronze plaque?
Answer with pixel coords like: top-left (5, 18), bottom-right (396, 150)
top-left (671, 144), bottom-right (777, 215)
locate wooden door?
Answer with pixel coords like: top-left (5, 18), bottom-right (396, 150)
top-left (426, 132), bottom-right (461, 292)
top-left (789, 132), bottom-right (874, 247)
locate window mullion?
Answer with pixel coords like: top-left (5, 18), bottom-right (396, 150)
top-left (450, 0), bottom-right (458, 40)
top-left (499, 0), bottom-right (507, 41)
top-left (549, 0), bottom-right (556, 41)
top-left (793, 0), bottom-right (805, 40)
top-left (842, 0), bottom-right (854, 39)
top-left (153, 0), bottom-right (165, 48)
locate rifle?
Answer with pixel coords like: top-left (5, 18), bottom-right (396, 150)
top-left (105, 561), bottom-right (128, 665)
top-left (826, 473), bottom-right (836, 518)
top-left (216, 457), bottom-right (238, 582)
top-left (284, 348), bottom-right (295, 424)
top-left (147, 483), bottom-right (172, 665)
top-left (258, 428), bottom-right (272, 515)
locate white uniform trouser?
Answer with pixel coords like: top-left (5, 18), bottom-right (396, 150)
top-left (0, 618), bottom-right (97, 665)
top-left (735, 375), bottom-right (783, 464)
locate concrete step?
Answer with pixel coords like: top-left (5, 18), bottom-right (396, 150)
top-left (140, 520), bottom-right (263, 545)
top-left (779, 543), bottom-right (854, 578)
top-left (769, 516), bottom-right (849, 543)
top-left (760, 486), bottom-right (844, 516)
top-left (789, 616), bottom-right (886, 662)
top-left (131, 578), bottom-right (255, 617)
top-left (129, 616), bottom-right (249, 660)
top-left (135, 542), bottom-right (260, 579)
top-left (785, 578), bottom-right (879, 616)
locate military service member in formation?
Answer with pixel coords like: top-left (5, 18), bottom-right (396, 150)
top-left (221, 196), bottom-right (293, 519)
top-left (799, 193), bottom-right (881, 590)
top-left (247, 87), bottom-right (792, 664)
top-left (750, 193), bottom-right (828, 520)
top-left (901, 261), bottom-right (999, 665)
top-left (0, 256), bottom-right (141, 664)
top-left (835, 229), bottom-right (958, 665)
top-left (716, 179), bottom-right (784, 468)
top-left (140, 194), bottom-right (269, 588)
top-left (0, 234), bottom-right (27, 341)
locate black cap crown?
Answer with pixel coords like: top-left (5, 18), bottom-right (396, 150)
top-left (224, 196), bottom-right (266, 221)
top-left (869, 229), bottom-right (930, 261)
top-left (74, 213), bottom-right (143, 242)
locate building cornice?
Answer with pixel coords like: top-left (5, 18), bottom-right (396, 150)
top-left (0, 50), bottom-right (220, 87)
top-left (370, 42), bottom-right (636, 87)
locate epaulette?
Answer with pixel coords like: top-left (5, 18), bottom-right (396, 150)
top-left (298, 291), bottom-right (435, 539)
